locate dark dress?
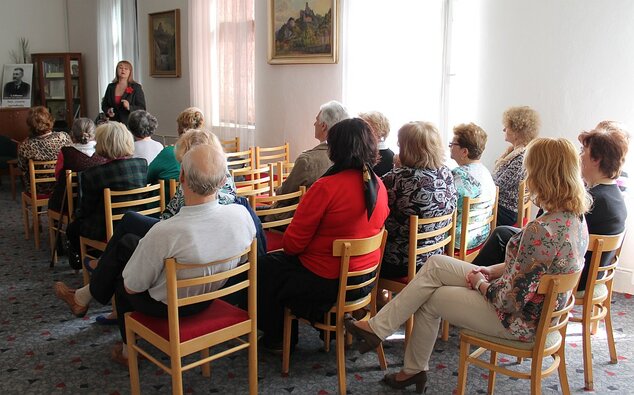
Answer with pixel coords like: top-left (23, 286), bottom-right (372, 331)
top-left (373, 148), bottom-right (395, 177)
top-left (101, 82), bottom-right (146, 125)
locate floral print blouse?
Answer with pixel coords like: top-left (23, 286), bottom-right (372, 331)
top-left (381, 166), bottom-right (457, 276)
top-left (161, 168), bottom-right (237, 220)
top-left (452, 163), bottom-right (496, 249)
top-left (492, 147), bottom-right (525, 212)
top-left (485, 211), bottom-right (588, 341)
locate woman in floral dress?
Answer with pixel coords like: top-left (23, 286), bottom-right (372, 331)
top-left (346, 137), bottom-right (590, 392)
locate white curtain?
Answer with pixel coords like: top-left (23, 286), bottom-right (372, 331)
top-left (121, 0), bottom-right (141, 81)
top-left (189, 0), bottom-right (255, 149)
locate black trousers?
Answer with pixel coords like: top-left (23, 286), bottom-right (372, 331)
top-left (471, 225), bottom-right (519, 267)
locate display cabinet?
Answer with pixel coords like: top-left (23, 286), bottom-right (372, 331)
top-left (31, 53), bottom-right (85, 131)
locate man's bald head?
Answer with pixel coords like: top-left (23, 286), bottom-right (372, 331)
top-left (181, 144), bottom-right (227, 196)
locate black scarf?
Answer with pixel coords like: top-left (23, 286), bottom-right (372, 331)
top-left (321, 163), bottom-right (379, 220)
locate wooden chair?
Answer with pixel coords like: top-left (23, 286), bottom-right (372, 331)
top-left (168, 179), bottom-right (180, 200)
top-left (21, 159), bottom-right (56, 249)
top-left (378, 211), bottom-right (456, 345)
top-left (454, 187), bottom-right (498, 262)
top-left (48, 170), bottom-right (78, 266)
top-left (232, 164), bottom-right (275, 198)
top-left (225, 147), bottom-right (255, 173)
top-left (255, 142), bottom-right (290, 168)
top-left (276, 161), bottom-right (295, 188)
top-left (282, 229), bottom-right (388, 395)
top-left (220, 136), bottom-right (240, 153)
top-left (249, 186), bottom-right (306, 252)
top-left (80, 182), bottom-right (166, 286)
top-left (515, 179), bottom-right (531, 228)
top-left (570, 232), bottom-right (626, 390)
top-left (125, 239), bottom-right (258, 395)
top-left (456, 270), bottom-right (581, 395)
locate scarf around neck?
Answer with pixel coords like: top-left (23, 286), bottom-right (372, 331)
top-left (321, 163), bottom-right (379, 220)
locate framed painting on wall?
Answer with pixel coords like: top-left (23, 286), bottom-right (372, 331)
top-left (268, 0), bottom-right (339, 64)
top-left (149, 9), bottom-right (181, 77)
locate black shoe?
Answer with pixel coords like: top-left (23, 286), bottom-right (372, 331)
top-left (382, 371), bottom-right (427, 394)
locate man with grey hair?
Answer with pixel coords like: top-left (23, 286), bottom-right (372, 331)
top-left (266, 100), bottom-right (349, 222)
top-left (54, 144), bottom-right (256, 366)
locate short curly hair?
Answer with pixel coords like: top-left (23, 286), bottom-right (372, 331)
top-left (579, 121), bottom-right (630, 179)
top-left (127, 110), bottom-right (158, 138)
top-left (70, 118), bottom-right (96, 144)
top-left (359, 111), bottom-right (391, 141)
top-left (27, 106), bottom-right (54, 136)
top-left (453, 123), bottom-right (487, 160)
top-left (502, 106), bottom-right (541, 146)
top-left (177, 107), bottom-right (205, 135)
top-left (398, 121), bottom-right (444, 169)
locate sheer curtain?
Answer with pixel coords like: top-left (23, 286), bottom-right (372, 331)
top-left (343, 0), bottom-right (448, 152)
top-left (189, 0), bottom-right (255, 149)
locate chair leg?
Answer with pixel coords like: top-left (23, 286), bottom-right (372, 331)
top-left (80, 241), bottom-right (90, 286)
top-left (170, 354), bottom-right (183, 395)
top-left (22, 197), bottom-right (30, 240)
top-left (442, 320), bottom-right (450, 341)
top-left (456, 339), bottom-right (469, 395)
top-left (200, 348), bottom-right (211, 377)
top-left (248, 323), bottom-right (258, 394)
top-left (336, 319), bottom-right (347, 395)
top-left (487, 350), bottom-right (497, 395)
top-left (604, 301), bottom-right (618, 364)
top-left (557, 348), bottom-right (571, 395)
top-left (126, 327), bottom-right (141, 395)
top-left (529, 358), bottom-right (542, 395)
top-left (582, 315), bottom-right (594, 390)
top-left (48, 218), bottom-right (57, 265)
top-left (324, 312), bottom-right (331, 352)
top-left (591, 305), bottom-right (599, 335)
top-left (32, 203), bottom-right (40, 249)
top-left (282, 309), bottom-right (293, 375)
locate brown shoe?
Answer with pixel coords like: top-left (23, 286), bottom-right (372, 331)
top-left (54, 282), bottom-right (88, 318)
top-left (110, 343), bottom-right (129, 367)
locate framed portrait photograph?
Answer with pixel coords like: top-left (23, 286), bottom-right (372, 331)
top-left (149, 9), bottom-right (181, 77)
top-left (268, 0), bottom-right (339, 64)
top-left (1, 63), bottom-right (33, 108)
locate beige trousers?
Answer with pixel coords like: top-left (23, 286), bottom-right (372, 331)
top-left (369, 254), bottom-right (517, 374)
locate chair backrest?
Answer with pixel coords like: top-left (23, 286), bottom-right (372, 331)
top-left (532, 270), bottom-right (581, 357)
top-left (168, 178), bottom-right (180, 200)
top-left (64, 170), bottom-right (79, 218)
top-left (408, 211), bottom-right (457, 279)
top-left (255, 143), bottom-right (290, 168)
top-left (226, 147), bottom-right (255, 172)
top-left (27, 159), bottom-right (57, 197)
top-left (515, 179), bottom-right (531, 228)
top-left (164, 239), bottom-right (257, 345)
top-left (276, 161), bottom-right (295, 187)
top-left (249, 185), bottom-right (306, 229)
top-left (333, 229), bottom-right (388, 314)
top-left (456, 187), bottom-right (498, 261)
top-left (153, 134), bottom-right (178, 146)
top-left (103, 182), bottom-right (166, 239)
top-left (580, 232), bottom-right (626, 296)
top-left (220, 136), bottom-right (240, 153)
top-left (232, 164), bottom-right (275, 197)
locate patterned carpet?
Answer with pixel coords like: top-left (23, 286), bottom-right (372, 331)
top-left (1, 183), bottom-right (633, 394)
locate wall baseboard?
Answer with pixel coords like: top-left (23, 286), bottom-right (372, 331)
top-left (614, 267), bottom-right (634, 295)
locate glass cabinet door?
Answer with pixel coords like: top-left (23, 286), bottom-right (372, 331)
top-left (42, 56), bottom-right (67, 129)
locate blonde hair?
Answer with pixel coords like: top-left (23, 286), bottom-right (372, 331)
top-left (174, 129), bottom-right (222, 163)
top-left (94, 122), bottom-right (135, 159)
top-left (524, 137), bottom-right (591, 215)
top-left (502, 106), bottom-right (540, 145)
top-left (176, 107), bottom-right (205, 135)
top-left (453, 123), bottom-right (488, 160)
top-left (397, 121), bottom-right (444, 169)
top-left (359, 111), bottom-right (391, 141)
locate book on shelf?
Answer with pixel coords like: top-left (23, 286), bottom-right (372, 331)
top-left (45, 72), bottom-right (65, 78)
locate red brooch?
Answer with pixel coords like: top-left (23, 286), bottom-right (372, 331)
top-left (125, 87), bottom-right (134, 94)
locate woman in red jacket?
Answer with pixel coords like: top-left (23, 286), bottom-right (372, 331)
top-left (258, 117), bottom-right (390, 352)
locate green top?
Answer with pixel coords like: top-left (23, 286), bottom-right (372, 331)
top-left (147, 145), bottom-right (180, 184)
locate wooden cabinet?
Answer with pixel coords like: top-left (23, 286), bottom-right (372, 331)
top-left (31, 53), bottom-right (85, 131)
top-left (0, 107), bottom-right (30, 142)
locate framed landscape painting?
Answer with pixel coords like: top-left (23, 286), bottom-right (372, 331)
top-left (149, 9), bottom-right (181, 77)
top-left (268, 0), bottom-right (339, 64)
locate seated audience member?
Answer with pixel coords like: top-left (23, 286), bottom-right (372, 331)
top-left (493, 106), bottom-right (540, 226)
top-left (258, 118), bottom-right (389, 351)
top-left (380, 121), bottom-right (457, 279)
top-left (65, 122), bottom-right (148, 268)
top-left (128, 109), bottom-right (163, 164)
top-left (360, 111), bottom-right (394, 176)
top-left (48, 118), bottom-right (107, 212)
top-left (17, 106), bottom-right (72, 195)
top-left (265, 100), bottom-right (349, 222)
top-left (473, 122), bottom-right (628, 293)
top-left (147, 107), bottom-right (205, 184)
top-left (449, 123), bottom-right (496, 249)
top-left (346, 137), bottom-right (590, 392)
top-left (54, 144), bottom-right (256, 366)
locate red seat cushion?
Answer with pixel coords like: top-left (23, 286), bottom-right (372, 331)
top-left (454, 246), bottom-right (482, 258)
top-left (265, 230), bottom-right (284, 252)
top-left (23, 191), bottom-right (51, 200)
top-left (129, 299), bottom-right (248, 342)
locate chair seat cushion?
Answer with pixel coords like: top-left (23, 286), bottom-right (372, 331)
top-left (460, 328), bottom-right (561, 351)
top-left (575, 283), bottom-right (608, 300)
top-left (23, 191), bottom-right (51, 200)
top-left (453, 246), bottom-right (481, 258)
top-left (129, 299), bottom-right (249, 342)
top-left (265, 230), bottom-right (283, 252)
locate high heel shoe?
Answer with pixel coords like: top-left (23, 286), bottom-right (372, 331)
top-left (382, 371), bottom-right (427, 394)
top-left (344, 317), bottom-right (382, 354)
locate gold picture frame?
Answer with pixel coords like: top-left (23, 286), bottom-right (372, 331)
top-left (268, 0), bottom-right (339, 65)
top-left (149, 9), bottom-right (181, 77)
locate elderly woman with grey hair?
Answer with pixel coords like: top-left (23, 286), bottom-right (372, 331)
top-left (128, 109), bottom-right (163, 164)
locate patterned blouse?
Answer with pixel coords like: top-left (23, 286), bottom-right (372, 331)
top-left (381, 166), bottom-right (457, 276)
top-left (492, 147), bottom-right (525, 213)
top-left (161, 168), bottom-right (237, 220)
top-left (452, 163), bottom-right (496, 249)
top-left (485, 211), bottom-right (588, 341)
top-left (17, 132), bottom-right (72, 195)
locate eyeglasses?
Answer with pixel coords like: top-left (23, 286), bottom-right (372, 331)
top-left (448, 142), bottom-right (460, 148)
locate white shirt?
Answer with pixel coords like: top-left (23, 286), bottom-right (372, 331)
top-left (133, 139), bottom-right (164, 165)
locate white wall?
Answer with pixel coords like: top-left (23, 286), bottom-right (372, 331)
top-left (472, 0), bottom-right (634, 292)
